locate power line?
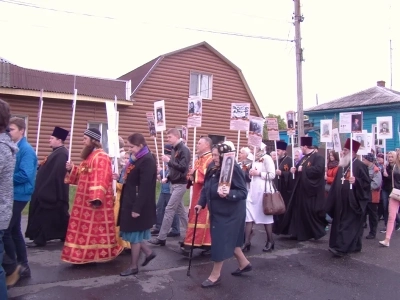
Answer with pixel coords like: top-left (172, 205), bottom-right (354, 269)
top-left (0, 0), bottom-right (294, 42)
top-left (0, 0), bottom-right (115, 19)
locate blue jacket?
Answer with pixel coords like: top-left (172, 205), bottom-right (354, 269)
top-left (14, 137), bottom-right (37, 201)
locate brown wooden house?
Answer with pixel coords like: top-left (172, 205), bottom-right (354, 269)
top-left (0, 42), bottom-right (263, 163)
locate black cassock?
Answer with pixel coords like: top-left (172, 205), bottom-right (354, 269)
top-left (277, 151), bottom-right (327, 241)
top-left (325, 160), bottom-right (371, 254)
top-left (26, 146), bottom-right (70, 245)
top-left (273, 155), bottom-right (294, 233)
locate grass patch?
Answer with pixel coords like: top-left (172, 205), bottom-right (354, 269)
top-left (23, 183), bottom-right (190, 215)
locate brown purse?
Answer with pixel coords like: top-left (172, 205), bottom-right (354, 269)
top-left (262, 172), bottom-right (286, 215)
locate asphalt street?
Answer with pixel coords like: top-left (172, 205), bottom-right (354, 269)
top-left (7, 217), bottom-right (400, 300)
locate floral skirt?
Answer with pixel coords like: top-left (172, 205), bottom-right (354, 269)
top-left (120, 230), bottom-right (151, 244)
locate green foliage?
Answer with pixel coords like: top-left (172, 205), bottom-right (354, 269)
top-left (263, 113), bottom-right (287, 139)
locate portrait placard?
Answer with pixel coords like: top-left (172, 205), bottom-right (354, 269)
top-left (320, 119), bottom-right (333, 142)
top-left (146, 112), bottom-right (156, 137)
top-left (266, 118), bottom-right (279, 141)
top-left (376, 116), bottom-right (393, 139)
top-left (218, 152), bottom-right (235, 195)
top-left (332, 128), bottom-right (341, 152)
top-left (286, 110), bottom-right (295, 135)
top-left (182, 126), bottom-right (188, 145)
top-left (154, 100), bottom-right (166, 131)
top-left (353, 132), bottom-right (368, 155)
top-left (187, 96), bottom-right (202, 127)
top-left (230, 103), bottom-right (250, 131)
top-left (248, 116), bottom-right (265, 148)
top-left (339, 111), bottom-right (362, 133)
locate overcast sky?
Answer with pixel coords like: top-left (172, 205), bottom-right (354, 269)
top-left (1, 0), bottom-right (398, 119)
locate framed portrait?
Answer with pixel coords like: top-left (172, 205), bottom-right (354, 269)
top-left (154, 100), bottom-right (166, 131)
top-left (376, 116), bottom-right (393, 139)
top-left (320, 119), bottom-right (333, 142)
top-left (350, 112), bottom-right (363, 133)
top-left (218, 152), bottom-right (235, 194)
top-left (332, 128), bottom-right (341, 152)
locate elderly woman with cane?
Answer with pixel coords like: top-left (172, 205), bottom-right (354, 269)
top-left (194, 141), bottom-right (251, 288)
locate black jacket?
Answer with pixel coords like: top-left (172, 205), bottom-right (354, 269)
top-left (167, 141), bottom-right (191, 184)
top-left (118, 152), bottom-right (157, 232)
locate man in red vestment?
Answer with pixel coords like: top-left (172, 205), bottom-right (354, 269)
top-left (181, 137), bottom-right (213, 254)
top-left (62, 128), bottom-right (123, 264)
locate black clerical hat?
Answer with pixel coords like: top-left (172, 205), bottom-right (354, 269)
top-left (52, 127), bottom-right (69, 141)
top-left (276, 141), bottom-right (287, 150)
top-left (300, 136), bottom-right (312, 147)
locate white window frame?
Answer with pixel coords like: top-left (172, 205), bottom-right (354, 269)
top-left (189, 71), bottom-right (213, 100)
top-left (372, 124), bottom-right (383, 146)
top-left (289, 134), bottom-right (298, 147)
top-left (87, 122), bottom-right (109, 154)
top-left (11, 115), bottom-right (29, 138)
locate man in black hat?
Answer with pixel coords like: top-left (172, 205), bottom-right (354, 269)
top-left (62, 128), bottom-right (122, 264)
top-left (272, 141), bottom-right (294, 234)
top-left (325, 139), bottom-right (371, 257)
top-left (26, 127), bottom-right (70, 249)
top-left (277, 136), bottom-right (327, 241)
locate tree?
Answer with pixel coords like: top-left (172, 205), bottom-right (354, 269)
top-left (263, 113), bottom-right (287, 139)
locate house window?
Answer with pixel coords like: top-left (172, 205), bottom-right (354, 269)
top-left (289, 134), bottom-right (298, 147)
top-left (11, 115), bottom-right (28, 138)
top-left (208, 134), bottom-right (225, 146)
top-left (189, 72), bottom-right (213, 99)
top-left (87, 122), bottom-right (109, 154)
top-left (372, 124), bottom-right (383, 147)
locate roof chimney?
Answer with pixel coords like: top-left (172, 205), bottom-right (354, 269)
top-left (377, 80), bottom-right (386, 87)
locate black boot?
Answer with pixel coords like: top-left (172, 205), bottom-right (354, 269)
top-left (262, 242), bottom-right (275, 252)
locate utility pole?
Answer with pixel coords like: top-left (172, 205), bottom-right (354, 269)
top-left (294, 0), bottom-right (304, 136)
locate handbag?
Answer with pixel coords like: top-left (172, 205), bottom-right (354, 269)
top-left (262, 172), bottom-right (286, 215)
top-left (390, 165), bottom-right (400, 201)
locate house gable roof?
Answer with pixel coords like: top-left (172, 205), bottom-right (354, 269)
top-left (0, 59), bottom-right (129, 100)
top-left (305, 86), bottom-right (400, 112)
top-left (118, 41), bottom-right (263, 117)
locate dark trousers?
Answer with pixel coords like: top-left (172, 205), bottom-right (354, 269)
top-left (365, 202), bottom-right (379, 236)
top-left (3, 201), bottom-right (28, 267)
top-left (0, 230), bottom-right (8, 300)
top-left (155, 193), bottom-right (180, 235)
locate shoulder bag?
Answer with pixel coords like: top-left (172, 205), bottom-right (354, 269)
top-left (262, 172), bottom-right (286, 215)
top-left (389, 165), bottom-right (400, 201)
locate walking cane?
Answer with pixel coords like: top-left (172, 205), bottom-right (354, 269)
top-left (187, 209), bottom-right (199, 276)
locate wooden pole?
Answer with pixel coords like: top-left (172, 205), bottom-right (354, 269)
top-left (68, 89), bottom-right (77, 162)
top-left (35, 89), bottom-right (44, 156)
top-left (294, 0), bottom-right (304, 137)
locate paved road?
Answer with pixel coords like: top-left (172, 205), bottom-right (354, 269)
top-left (8, 218), bottom-right (400, 300)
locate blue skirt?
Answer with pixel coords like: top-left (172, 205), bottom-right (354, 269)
top-left (120, 230), bottom-right (151, 244)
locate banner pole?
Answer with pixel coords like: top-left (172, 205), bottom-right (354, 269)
top-left (35, 89), bottom-right (44, 156)
top-left (274, 140), bottom-right (279, 179)
top-left (68, 89), bottom-right (77, 162)
top-left (350, 133), bottom-right (353, 190)
top-left (291, 135), bottom-right (295, 179)
top-left (236, 130), bottom-right (240, 161)
top-left (161, 131), bottom-right (165, 179)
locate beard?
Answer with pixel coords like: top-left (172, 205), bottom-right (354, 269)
top-left (339, 153), bottom-right (351, 167)
top-left (81, 144), bottom-right (95, 160)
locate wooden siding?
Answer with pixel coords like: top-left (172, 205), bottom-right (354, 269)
top-left (4, 95), bottom-right (108, 163)
top-left (2, 44), bottom-right (261, 165)
top-left (121, 45), bottom-right (260, 159)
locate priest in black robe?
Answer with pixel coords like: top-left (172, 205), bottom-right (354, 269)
top-left (326, 138), bottom-right (371, 257)
top-left (272, 141), bottom-right (294, 233)
top-left (277, 136), bottom-right (327, 241)
top-left (26, 127), bottom-right (70, 247)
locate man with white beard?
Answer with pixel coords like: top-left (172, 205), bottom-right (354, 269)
top-left (325, 138), bottom-right (371, 257)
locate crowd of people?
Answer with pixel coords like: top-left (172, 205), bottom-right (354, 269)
top-left (1, 97), bottom-right (400, 296)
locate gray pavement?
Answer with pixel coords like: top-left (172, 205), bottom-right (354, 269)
top-left (7, 217), bottom-right (400, 300)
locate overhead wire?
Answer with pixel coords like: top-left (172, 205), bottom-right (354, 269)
top-left (0, 0), bottom-right (294, 42)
